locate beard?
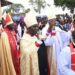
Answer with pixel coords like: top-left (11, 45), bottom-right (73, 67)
top-left (39, 24), bottom-right (45, 30)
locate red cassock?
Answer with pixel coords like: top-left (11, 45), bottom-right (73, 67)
top-left (4, 28), bottom-right (20, 75)
top-left (70, 42), bottom-right (75, 71)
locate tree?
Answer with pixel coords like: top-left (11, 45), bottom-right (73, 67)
top-left (4, 4), bottom-right (25, 14)
top-left (29, 0), bottom-right (50, 13)
top-left (3, 4), bottom-right (30, 15)
top-left (54, 0), bottom-right (75, 13)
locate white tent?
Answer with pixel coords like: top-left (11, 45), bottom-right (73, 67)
top-left (3, 0), bottom-right (71, 15)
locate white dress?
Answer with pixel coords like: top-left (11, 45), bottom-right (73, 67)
top-left (58, 46), bottom-right (75, 75)
top-left (44, 26), bottom-right (71, 75)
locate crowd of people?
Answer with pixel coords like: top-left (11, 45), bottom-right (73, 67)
top-left (0, 10), bottom-right (75, 75)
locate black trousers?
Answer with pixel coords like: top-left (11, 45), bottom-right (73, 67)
top-left (38, 41), bottom-right (48, 75)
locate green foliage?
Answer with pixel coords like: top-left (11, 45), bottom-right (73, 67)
top-left (3, 4), bottom-right (24, 13)
top-left (29, 0), bottom-right (50, 13)
top-left (3, 4), bottom-right (30, 14)
top-left (54, 0), bottom-right (75, 13)
top-left (25, 9), bottom-right (30, 13)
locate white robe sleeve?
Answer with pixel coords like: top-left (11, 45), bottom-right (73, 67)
top-left (67, 31), bottom-right (72, 41)
top-left (58, 47), bottom-right (75, 75)
top-left (44, 36), bottom-right (55, 46)
top-left (41, 24), bottom-right (49, 39)
top-left (17, 24), bottom-right (22, 38)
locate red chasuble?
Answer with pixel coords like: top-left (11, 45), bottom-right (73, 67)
top-left (4, 28), bottom-right (20, 75)
top-left (70, 42), bottom-right (75, 71)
